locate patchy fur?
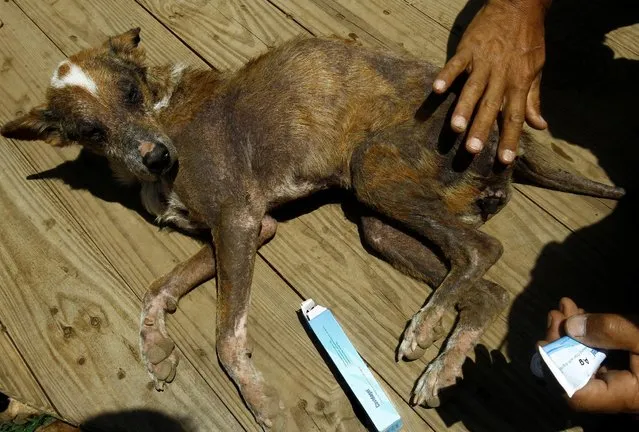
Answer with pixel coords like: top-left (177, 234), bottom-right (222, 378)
top-left (1, 29), bottom-right (625, 429)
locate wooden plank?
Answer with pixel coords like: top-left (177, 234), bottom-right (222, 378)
top-left (266, 0), bottom-right (393, 49)
top-left (11, 0), bottom-right (201, 70)
top-left (135, 0), bottom-right (300, 70)
top-left (200, 0), bottom-right (305, 47)
top-left (606, 24), bottom-right (639, 58)
top-left (271, 0), bottom-right (449, 65)
top-left (9, 0), bottom-right (433, 430)
top-left (0, 330), bottom-right (57, 417)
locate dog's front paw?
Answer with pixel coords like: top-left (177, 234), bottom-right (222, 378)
top-left (397, 310), bottom-right (445, 361)
top-left (140, 295), bottom-right (179, 390)
top-left (411, 353), bottom-right (462, 408)
top-left (248, 383), bottom-right (287, 431)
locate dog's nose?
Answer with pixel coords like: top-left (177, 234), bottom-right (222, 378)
top-left (141, 142), bottom-right (171, 174)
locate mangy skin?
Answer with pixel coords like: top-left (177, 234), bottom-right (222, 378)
top-left (1, 29), bottom-right (624, 430)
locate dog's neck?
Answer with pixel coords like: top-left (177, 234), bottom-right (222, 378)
top-left (111, 64), bottom-right (224, 233)
top-left (147, 64), bottom-right (225, 121)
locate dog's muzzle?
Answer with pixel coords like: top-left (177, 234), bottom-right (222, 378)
top-left (140, 141), bottom-right (173, 175)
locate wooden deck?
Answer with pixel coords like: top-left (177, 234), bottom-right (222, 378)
top-left (1, 1), bottom-right (637, 431)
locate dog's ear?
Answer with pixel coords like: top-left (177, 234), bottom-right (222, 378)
top-left (106, 27), bottom-right (142, 54)
top-left (1, 105), bottom-right (63, 145)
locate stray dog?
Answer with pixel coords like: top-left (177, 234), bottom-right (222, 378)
top-left (2, 29), bottom-right (624, 429)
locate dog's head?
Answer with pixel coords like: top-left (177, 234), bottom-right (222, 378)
top-left (1, 28), bottom-right (176, 182)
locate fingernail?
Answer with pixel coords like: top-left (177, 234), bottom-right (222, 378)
top-left (566, 315), bottom-right (587, 338)
top-left (433, 79), bottom-right (446, 92)
top-left (452, 115), bottom-right (467, 131)
top-left (502, 149), bottom-right (515, 163)
top-left (467, 137), bottom-right (483, 152)
top-left (547, 312), bottom-right (553, 329)
top-left (539, 115), bottom-right (548, 128)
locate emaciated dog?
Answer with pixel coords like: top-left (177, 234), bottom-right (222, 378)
top-left (1, 29), bottom-right (624, 429)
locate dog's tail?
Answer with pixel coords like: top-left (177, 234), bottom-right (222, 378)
top-left (514, 133), bottom-right (625, 200)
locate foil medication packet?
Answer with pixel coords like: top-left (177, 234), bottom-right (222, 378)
top-left (531, 336), bottom-right (607, 397)
top-left (301, 299), bottom-right (402, 432)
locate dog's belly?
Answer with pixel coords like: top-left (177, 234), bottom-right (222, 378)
top-left (265, 175), bottom-right (332, 209)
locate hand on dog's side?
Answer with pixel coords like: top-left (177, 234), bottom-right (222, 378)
top-left (540, 297), bottom-right (639, 414)
top-left (434, 0), bottom-right (549, 164)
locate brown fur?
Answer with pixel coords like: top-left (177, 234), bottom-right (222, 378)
top-left (1, 30), bottom-right (624, 429)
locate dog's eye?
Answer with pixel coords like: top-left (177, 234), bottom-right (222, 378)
top-left (78, 123), bottom-right (106, 143)
top-left (125, 83), bottom-right (142, 106)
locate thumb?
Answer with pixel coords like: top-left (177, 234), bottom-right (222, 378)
top-left (525, 74), bottom-right (547, 130)
top-left (565, 313), bottom-right (639, 353)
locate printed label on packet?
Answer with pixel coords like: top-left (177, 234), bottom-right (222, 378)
top-left (530, 336), bottom-right (607, 397)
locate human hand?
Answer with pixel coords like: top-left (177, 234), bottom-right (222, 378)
top-left (541, 297), bottom-right (639, 413)
top-left (433, 0), bottom-right (549, 164)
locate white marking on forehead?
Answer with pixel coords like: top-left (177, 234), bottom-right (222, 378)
top-left (50, 61), bottom-right (98, 96)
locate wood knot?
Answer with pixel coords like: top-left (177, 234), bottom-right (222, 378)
top-left (117, 368), bottom-right (126, 380)
top-left (77, 357), bottom-right (86, 365)
top-left (62, 326), bottom-right (75, 339)
top-left (90, 316), bottom-right (101, 327)
top-left (43, 218), bottom-right (56, 230)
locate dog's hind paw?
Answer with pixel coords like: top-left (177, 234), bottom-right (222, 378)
top-left (411, 354), bottom-right (462, 408)
top-left (140, 295), bottom-right (180, 390)
top-left (397, 311), bottom-right (445, 362)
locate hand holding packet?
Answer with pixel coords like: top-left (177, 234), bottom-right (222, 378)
top-left (531, 336), bottom-right (607, 397)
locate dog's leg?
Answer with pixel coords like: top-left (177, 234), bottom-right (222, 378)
top-left (361, 215), bottom-right (448, 360)
top-left (361, 215), bottom-right (448, 288)
top-left (352, 142), bottom-right (505, 406)
top-left (413, 279), bottom-right (507, 407)
top-left (213, 210), bottom-right (285, 430)
top-left (361, 216), bottom-right (507, 376)
top-left (141, 244), bottom-right (214, 389)
top-left (141, 216), bottom-right (277, 391)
